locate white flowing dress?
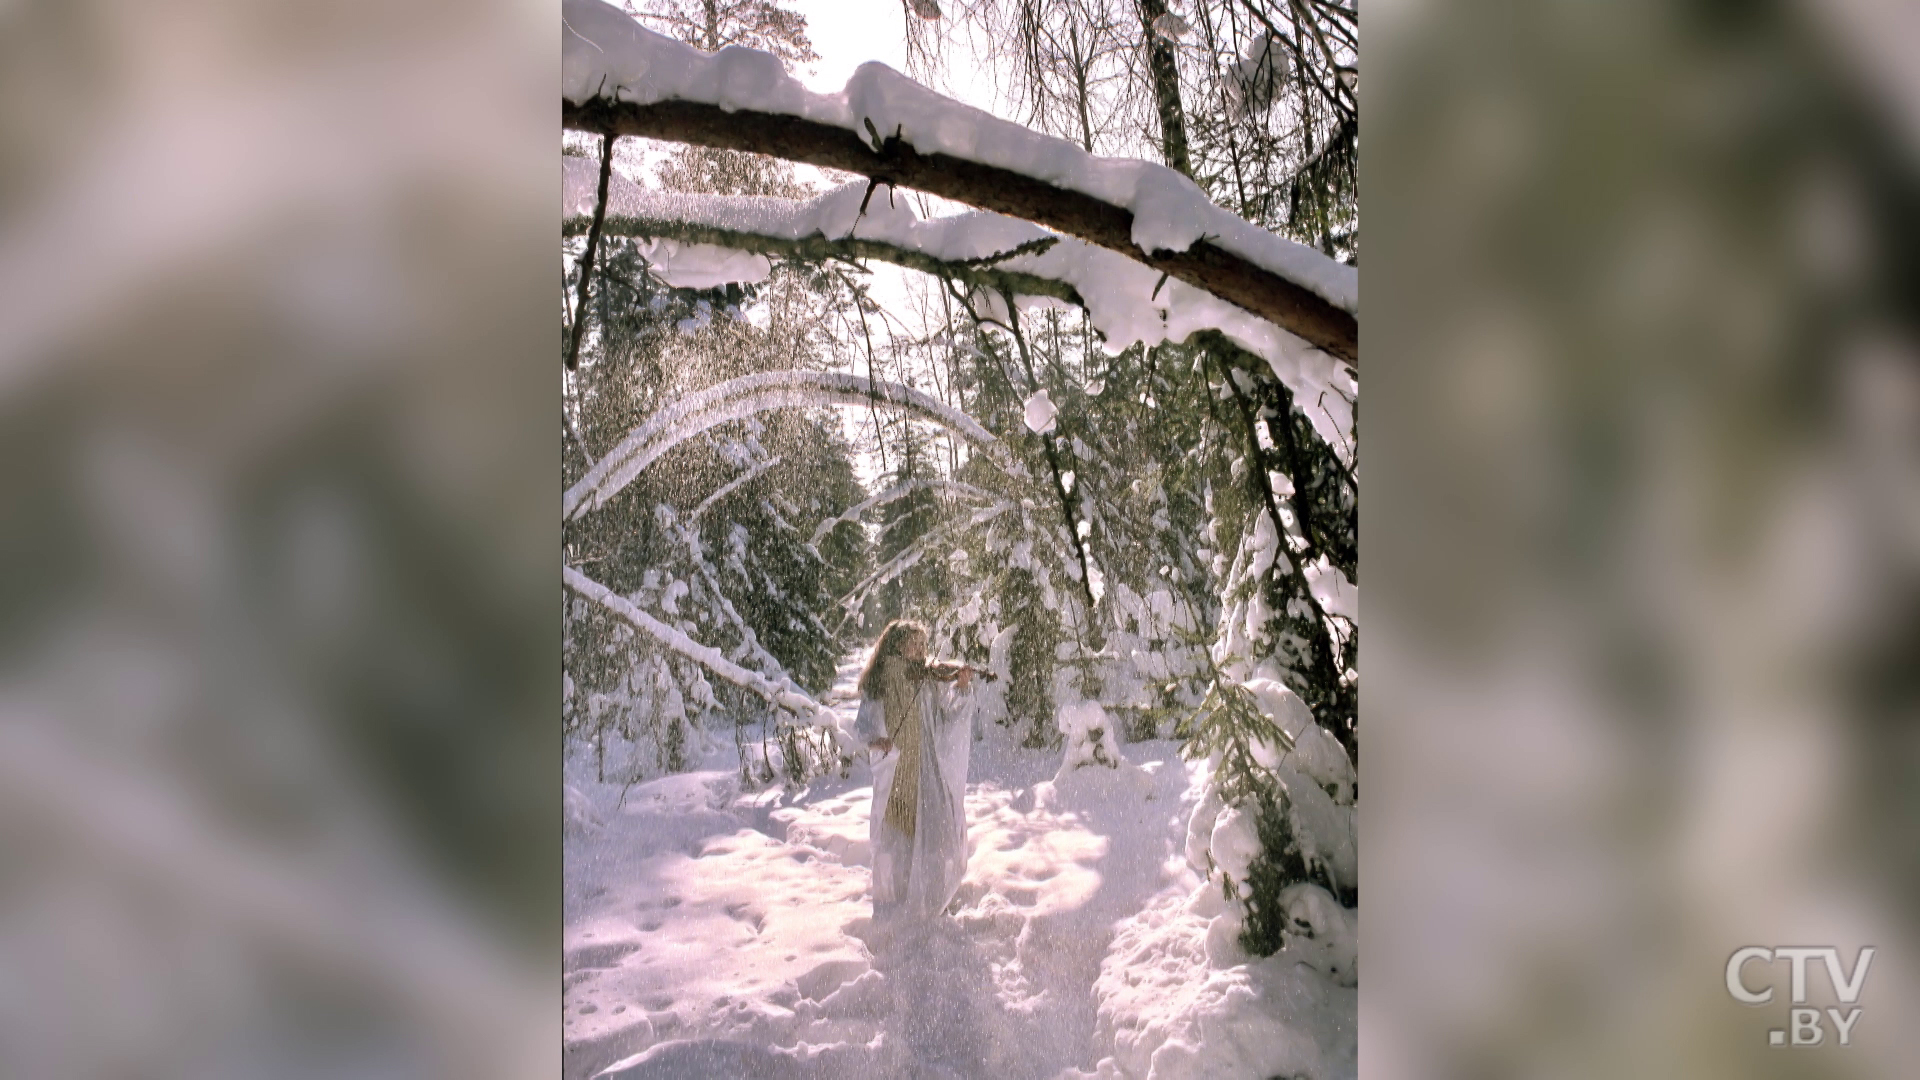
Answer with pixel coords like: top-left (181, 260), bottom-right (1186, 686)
top-left (854, 677), bottom-right (974, 924)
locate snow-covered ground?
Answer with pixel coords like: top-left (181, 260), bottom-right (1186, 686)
top-left (564, 658), bottom-right (1356, 1080)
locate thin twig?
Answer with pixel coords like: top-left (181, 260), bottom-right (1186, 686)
top-left (565, 133), bottom-right (617, 371)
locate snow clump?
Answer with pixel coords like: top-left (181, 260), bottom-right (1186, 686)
top-left (1023, 389), bottom-right (1059, 434)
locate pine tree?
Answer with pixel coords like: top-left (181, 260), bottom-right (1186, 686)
top-left (561, 16), bottom-right (872, 782)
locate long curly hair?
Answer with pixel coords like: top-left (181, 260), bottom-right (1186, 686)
top-left (857, 619), bottom-right (927, 699)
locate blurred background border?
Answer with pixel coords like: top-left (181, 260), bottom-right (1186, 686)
top-left (0, 1), bottom-right (558, 1077)
top-left (1366, 0), bottom-right (1918, 1077)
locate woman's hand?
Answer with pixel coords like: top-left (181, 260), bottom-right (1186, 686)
top-left (869, 738), bottom-right (893, 754)
top-left (957, 666), bottom-right (974, 690)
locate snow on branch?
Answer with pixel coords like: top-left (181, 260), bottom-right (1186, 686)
top-left (836, 500), bottom-right (1014, 618)
top-left (564, 369), bottom-right (1006, 520)
top-left (662, 513), bottom-right (792, 677)
top-left (808, 476), bottom-right (996, 546)
top-left (564, 563), bottom-right (825, 720)
top-left (563, 159), bottom-right (1075, 302)
top-left (689, 455), bottom-right (780, 521)
top-left (560, 0), bottom-right (1357, 364)
top-left (563, 159), bottom-right (1354, 448)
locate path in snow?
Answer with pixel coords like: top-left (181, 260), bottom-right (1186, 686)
top-left (563, 656), bottom-right (1199, 1080)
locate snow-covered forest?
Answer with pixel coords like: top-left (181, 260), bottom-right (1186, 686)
top-left (560, 0), bottom-right (1358, 1076)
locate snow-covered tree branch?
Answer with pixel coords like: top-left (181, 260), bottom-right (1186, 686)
top-left (561, 0), bottom-right (1358, 364)
top-left (564, 368), bottom-right (1010, 519)
top-left (808, 477), bottom-right (997, 546)
top-left (564, 563), bottom-right (826, 721)
top-left (562, 157), bottom-right (1355, 452)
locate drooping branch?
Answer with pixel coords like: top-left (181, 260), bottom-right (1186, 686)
top-left (1210, 348), bottom-right (1356, 763)
top-left (689, 455), bottom-right (781, 522)
top-left (564, 564), bottom-right (825, 720)
top-left (809, 476), bottom-right (997, 546)
top-left (1200, 331), bottom-right (1356, 584)
top-left (659, 513), bottom-right (791, 679)
top-left (1001, 298), bottom-right (1104, 647)
top-left (565, 369), bottom-right (1010, 520)
top-left (561, 154), bottom-right (1348, 407)
top-left (566, 201), bottom-right (1356, 560)
top-left (835, 500), bottom-right (1015, 625)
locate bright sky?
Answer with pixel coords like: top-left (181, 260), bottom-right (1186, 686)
top-left (787, 0), bottom-right (910, 92)
top-left (786, 1), bottom-right (998, 109)
top-left (588, 1), bottom-right (1012, 488)
top-left (779, 1), bottom-right (1003, 488)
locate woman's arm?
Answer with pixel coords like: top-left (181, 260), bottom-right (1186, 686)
top-left (925, 660), bottom-right (975, 689)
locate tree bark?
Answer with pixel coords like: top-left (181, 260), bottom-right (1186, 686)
top-left (1136, 0), bottom-right (1193, 178)
top-left (563, 96), bottom-right (1357, 364)
top-left (564, 134), bottom-right (615, 371)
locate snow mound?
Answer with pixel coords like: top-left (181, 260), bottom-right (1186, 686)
top-left (1241, 677), bottom-right (1356, 805)
top-left (1058, 700), bottom-right (1120, 765)
top-left (1273, 883), bottom-right (1358, 987)
top-left (1086, 884), bottom-right (1357, 1080)
top-left (565, 783), bottom-right (602, 837)
top-left (598, 1038), bottom-right (813, 1079)
top-left (1208, 805), bottom-right (1262, 885)
top-left (1024, 389), bottom-right (1059, 435)
top-left (638, 240), bottom-right (771, 290)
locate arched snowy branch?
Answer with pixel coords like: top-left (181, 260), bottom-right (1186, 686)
top-left (565, 370), bottom-right (1007, 520)
top-left (808, 477), bottom-right (997, 546)
top-left (562, 162), bottom-right (1355, 450)
top-left (560, 0), bottom-right (1358, 364)
top-left (564, 563), bottom-right (826, 721)
top-left (836, 500), bottom-right (1014, 618)
top-left (689, 455), bottom-right (780, 522)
